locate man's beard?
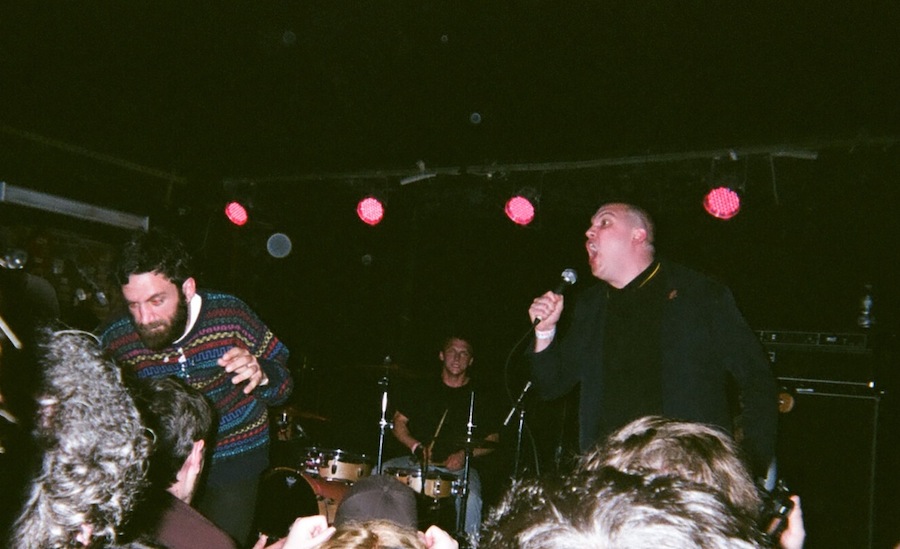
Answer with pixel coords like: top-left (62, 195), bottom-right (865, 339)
top-left (136, 294), bottom-right (188, 351)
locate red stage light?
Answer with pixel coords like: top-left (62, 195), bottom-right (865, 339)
top-left (703, 187), bottom-right (741, 220)
top-left (224, 201), bottom-right (249, 226)
top-left (357, 196), bottom-right (385, 226)
top-left (505, 195), bottom-right (536, 226)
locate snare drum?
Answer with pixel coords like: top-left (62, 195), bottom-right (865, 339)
top-left (311, 448), bottom-right (372, 482)
top-left (383, 466), bottom-right (412, 483)
top-left (386, 467), bottom-right (456, 499)
top-left (255, 467), bottom-right (350, 538)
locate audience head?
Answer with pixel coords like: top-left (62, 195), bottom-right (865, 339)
top-left (321, 519), bottom-right (425, 549)
top-left (480, 467), bottom-right (764, 549)
top-left (12, 330), bottom-right (151, 549)
top-left (131, 376), bottom-right (213, 500)
top-left (334, 475), bottom-right (418, 530)
top-left (579, 415), bottom-right (762, 518)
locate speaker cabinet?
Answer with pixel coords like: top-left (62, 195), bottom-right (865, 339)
top-left (777, 389), bottom-right (879, 548)
top-left (760, 331), bottom-right (900, 548)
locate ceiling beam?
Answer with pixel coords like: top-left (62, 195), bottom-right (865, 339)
top-left (243, 135), bottom-right (899, 185)
top-left (0, 123), bottom-right (188, 185)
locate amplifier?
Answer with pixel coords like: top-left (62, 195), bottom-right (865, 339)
top-left (756, 330), bottom-right (869, 353)
top-left (756, 330), bottom-right (876, 390)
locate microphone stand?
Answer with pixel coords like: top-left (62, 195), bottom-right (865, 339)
top-left (503, 381), bottom-right (532, 480)
top-left (375, 357), bottom-right (393, 475)
top-left (456, 391), bottom-right (476, 538)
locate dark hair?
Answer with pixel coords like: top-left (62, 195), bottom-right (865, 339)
top-left (440, 335), bottom-right (474, 355)
top-left (132, 376), bottom-right (213, 489)
top-left (114, 229), bottom-right (193, 287)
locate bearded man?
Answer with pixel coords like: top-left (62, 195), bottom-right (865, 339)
top-left (99, 229), bottom-right (293, 546)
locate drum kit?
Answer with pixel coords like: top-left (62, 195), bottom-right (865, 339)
top-left (258, 418), bottom-right (475, 538)
top-left (258, 380), bottom-right (499, 541)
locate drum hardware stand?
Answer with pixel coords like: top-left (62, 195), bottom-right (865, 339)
top-left (456, 391), bottom-right (476, 539)
top-left (375, 356), bottom-right (394, 474)
top-left (503, 381), bottom-right (532, 480)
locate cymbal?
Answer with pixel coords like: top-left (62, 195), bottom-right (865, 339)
top-left (342, 363), bottom-right (430, 379)
top-left (347, 362), bottom-right (408, 372)
top-left (295, 410), bottom-right (329, 422)
top-left (273, 405), bottom-right (328, 422)
top-left (449, 438), bottom-right (499, 450)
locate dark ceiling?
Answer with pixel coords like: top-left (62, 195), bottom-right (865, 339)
top-left (2, 3), bottom-right (899, 182)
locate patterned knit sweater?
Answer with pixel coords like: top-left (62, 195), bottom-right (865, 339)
top-left (100, 290), bottom-right (292, 478)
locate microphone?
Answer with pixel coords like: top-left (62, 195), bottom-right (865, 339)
top-left (551, 268), bottom-right (578, 295)
top-left (533, 269), bottom-right (578, 326)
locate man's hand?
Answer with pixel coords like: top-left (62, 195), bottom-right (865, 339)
top-left (252, 515), bottom-right (335, 549)
top-left (529, 291), bottom-right (564, 352)
top-left (412, 443), bottom-right (429, 463)
top-left (528, 291), bottom-right (564, 331)
top-left (252, 533), bottom-right (282, 549)
top-left (218, 347), bottom-right (268, 394)
top-left (779, 495), bottom-right (805, 549)
top-left (443, 450), bottom-right (465, 471)
top-left (282, 515), bottom-right (336, 549)
top-left (419, 525), bottom-right (459, 549)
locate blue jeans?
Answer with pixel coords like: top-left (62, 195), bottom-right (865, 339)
top-left (381, 455), bottom-right (482, 536)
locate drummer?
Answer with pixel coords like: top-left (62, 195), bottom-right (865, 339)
top-left (385, 335), bottom-right (501, 536)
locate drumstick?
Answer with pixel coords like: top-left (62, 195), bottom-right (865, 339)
top-left (0, 312), bottom-right (22, 350)
top-left (419, 408), bottom-right (449, 490)
top-left (426, 408), bottom-right (449, 457)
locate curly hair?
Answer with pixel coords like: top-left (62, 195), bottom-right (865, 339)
top-left (578, 416), bottom-right (762, 519)
top-left (113, 229), bottom-right (193, 287)
top-left (11, 331), bottom-right (151, 549)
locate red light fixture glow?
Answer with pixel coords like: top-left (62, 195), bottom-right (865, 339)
top-left (224, 201), bottom-right (249, 226)
top-left (505, 195), bottom-right (536, 226)
top-left (703, 187), bottom-right (741, 220)
top-left (357, 196), bottom-right (385, 226)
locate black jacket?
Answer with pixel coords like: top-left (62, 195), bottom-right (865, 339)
top-left (530, 261), bottom-right (778, 474)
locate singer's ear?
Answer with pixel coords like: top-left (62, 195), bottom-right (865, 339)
top-left (632, 227), bottom-right (648, 245)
